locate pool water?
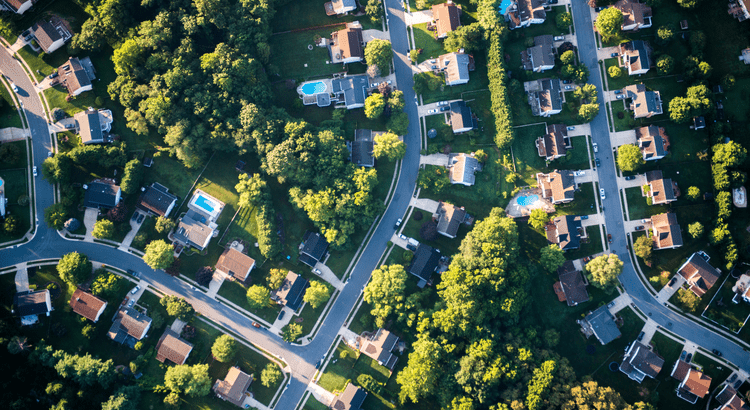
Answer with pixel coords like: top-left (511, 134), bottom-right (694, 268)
top-left (301, 82), bottom-right (327, 95)
top-left (0, 179), bottom-right (3, 188)
top-left (194, 195), bottom-right (215, 213)
top-left (517, 194), bottom-right (539, 206)
top-left (498, 0), bottom-right (512, 14)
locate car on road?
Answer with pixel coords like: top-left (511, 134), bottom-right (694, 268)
top-left (595, 158), bottom-right (601, 168)
top-left (394, 218), bottom-right (402, 228)
top-left (32, 166), bottom-right (37, 177)
top-left (131, 212), bottom-right (139, 221)
top-left (437, 101), bottom-right (449, 106)
top-left (137, 213), bottom-right (145, 224)
top-left (553, 35), bottom-right (564, 41)
top-left (607, 233), bottom-right (612, 243)
top-left (565, 85), bottom-right (573, 90)
top-left (637, 331), bottom-right (644, 341)
top-left (686, 353), bottom-right (693, 362)
top-left (712, 349), bottom-right (722, 357)
top-left (611, 52), bottom-right (619, 57)
top-left (616, 94), bottom-right (625, 99)
top-left (624, 175), bottom-right (636, 180)
top-left (592, 142), bottom-right (598, 153)
top-left (635, 225), bottom-right (645, 231)
top-left (128, 299), bottom-right (135, 307)
top-left (567, 126), bottom-right (575, 131)
top-left (600, 188), bottom-right (606, 200)
top-left (278, 311), bottom-right (285, 320)
top-left (252, 322), bottom-right (261, 328)
top-left (427, 109), bottom-right (438, 114)
top-left (595, 6), bottom-right (605, 11)
top-left (313, 268), bottom-right (322, 276)
top-left (130, 286), bottom-right (140, 295)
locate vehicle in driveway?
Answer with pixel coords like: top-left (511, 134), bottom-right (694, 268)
top-left (686, 353), bottom-right (692, 362)
top-left (562, 79), bottom-right (572, 84)
top-left (581, 215), bottom-right (588, 220)
top-left (614, 90), bottom-right (623, 94)
top-left (553, 35), bottom-right (564, 41)
top-left (137, 213), bottom-right (145, 224)
top-left (611, 53), bottom-right (619, 57)
top-left (595, 6), bottom-right (604, 11)
top-left (131, 286), bottom-right (140, 295)
top-left (668, 277), bottom-right (676, 286)
top-left (600, 188), bottom-right (606, 199)
top-left (624, 175), bottom-right (636, 180)
top-left (635, 225), bottom-right (645, 231)
top-left (567, 126), bottom-right (575, 131)
top-left (439, 106), bottom-right (449, 112)
top-left (131, 212), bottom-right (139, 221)
top-left (641, 219), bottom-right (650, 223)
top-left (427, 109), bottom-right (438, 114)
top-left (595, 158), bottom-right (601, 168)
top-left (312, 268), bottom-right (322, 276)
top-left (637, 331), bottom-right (644, 341)
top-left (128, 299), bottom-right (135, 308)
top-left (437, 101), bottom-right (449, 106)
top-left (565, 85), bottom-right (573, 90)
top-left (49, 72), bottom-right (59, 79)
top-left (680, 351), bottom-right (687, 360)
top-left (616, 94), bottom-right (625, 99)
top-left (278, 311), bottom-right (285, 320)
top-left (729, 374), bottom-right (738, 383)
top-left (592, 142), bottom-right (598, 153)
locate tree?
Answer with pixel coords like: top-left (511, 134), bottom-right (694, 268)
top-left (388, 90), bottom-right (405, 112)
top-left (211, 335), bottom-right (236, 362)
top-left (373, 132), bottom-right (406, 160)
top-left (102, 386), bottom-right (141, 410)
top-left (267, 269), bottom-right (287, 290)
top-left (164, 364), bottom-right (212, 397)
top-left (540, 245), bottom-right (565, 272)
top-left (282, 323), bottom-right (303, 342)
top-left (565, 381), bottom-right (632, 409)
top-left (235, 173), bottom-right (268, 208)
top-left (397, 334), bottom-right (444, 404)
top-left (585, 254), bottom-right (623, 291)
top-left (364, 264), bottom-right (408, 327)
top-left (528, 208), bottom-right (549, 230)
top-left (560, 50), bottom-right (576, 65)
top-left (365, 0), bottom-right (382, 23)
top-left (42, 155), bottom-right (72, 185)
top-left (656, 55), bottom-right (674, 75)
top-left (120, 159), bottom-right (143, 195)
top-left (143, 240), bottom-right (174, 270)
top-left (633, 235), bottom-right (652, 262)
top-left (82, 324), bottom-right (95, 338)
top-left (682, 186), bottom-right (700, 202)
top-left (155, 216), bottom-right (176, 234)
top-left (107, 202), bottom-right (128, 222)
top-left (92, 219), bottom-right (115, 239)
top-left (303, 281), bottom-right (331, 309)
top-left (0, 142), bottom-right (20, 164)
top-left (387, 112), bottom-right (409, 136)
top-left (722, 74), bottom-right (736, 91)
top-left (656, 25), bottom-right (674, 44)
top-left (413, 71), bottom-right (443, 95)
top-left (160, 296), bottom-right (195, 321)
top-left (195, 267), bottom-right (213, 287)
top-left (57, 252), bottom-right (92, 285)
top-left (163, 392), bottom-right (180, 408)
top-left (688, 222), bottom-right (704, 239)
top-left (261, 363), bottom-right (282, 387)
top-left (595, 8), bottom-right (623, 41)
top-left (556, 12), bottom-right (572, 29)
top-left (578, 103), bottom-right (599, 122)
top-left (4, 214), bottom-right (18, 234)
top-left (364, 93), bottom-right (386, 119)
top-left (364, 39), bottom-right (392, 75)
top-left (573, 83), bottom-right (598, 103)
top-left (246, 285), bottom-right (270, 309)
top-left (444, 23), bottom-right (483, 53)
top-left (91, 270), bottom-right (123, 299)
top-left (608, 65), bottom-right (622, 78)
top-left (45, 203), bottom-right (69, 230)
top-left (677, 0), bottom-right (700, 7)
top-left (676, 288), bottom-right (700, 312)
top-left (7, 336), bottom-right (30, 354)
top-left (713, 141), bottom-right (747, 168)
top-left (617, 144), bottom-right (645, 172)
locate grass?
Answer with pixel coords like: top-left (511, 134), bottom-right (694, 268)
top-left (319, 343), bottom-right (359, 392)
top-left (297, 299), bottom-right (327, 340)
top-left (421, 54), bottom-right (490, 104)
top-left (304, 396), bottom-right (330, 410)
top-left (216, 280), bottom-right (280, 323)
top-left (650, 331), bottom-right (684, 366)
top-left (269, 0), bottom-right (380, 33)
top-left (0, 167), bottom-right (31, 243)
top-left (401, 208), bottom-right (464, 262)
top-left (566, 225), bottom-right (604, 261)
top-left (0, 81), bottom-right (22, 128)
top-left (412, 23), bottom-right (445, 64)
top-left (703, 276), bottom-right (750, 333)
top-left (624, 186), bottom-right (669, 221)
top-left (692, 352), bottom-right (733, 392)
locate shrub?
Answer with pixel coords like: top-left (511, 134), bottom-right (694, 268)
top-left (487, 31), bottom-right (515, 149)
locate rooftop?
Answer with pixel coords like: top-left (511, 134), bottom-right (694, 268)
top-left (70, 288), bottom-right (107, 322)
top-left (155, 329), bottom-right (194, 365)
top-left (272, 271), bottom-right (308, 311)
top-left (216, 248), bottom-right (256, 282)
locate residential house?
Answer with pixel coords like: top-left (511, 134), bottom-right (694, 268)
top-left (137, 183), bottom-right (178, 217)
top-left (614, 0), bottom-right (652, 31)
top-left (433, 201), bottom-right (466, 239)
top-left (448, 153), bottom-right (481, 186)
top-left (331, 383), bottom-right (367, 410)
top-left (432, 1), bottom-right (462, 39)
top-left (299, 231), bottom-right (330, 268)
top-left (155, 329), bottom-right (194, 365)
top-left (359, 329), bottom-right (400, 371)
top-left (348, 129), bottom-right (377, 168)
top-left (272, 271), bottom-right (308, 311)
top-left (732, 273), bottom-right (750, 304)
top-left (14, 289), bottom-right (52, 326)
top-left (215, 248), bottom-right (256, 283)
top-left (623, 84), bottom-right (662, 119)
top-left (330, 22), bottom-right (364, 64)
top-left (636, 125), bottom-right (670, 161)
top-left (693, 116), bottom-right (706, 130)
top-left (174, 190), bottom-right (224, 251)
top-left (619, 40), bottom-right (651, 75)
top-left (74, 108), bottom-right (114, 144)
top-left (57, 57), bottom-right (96, 96)
top-left (671, 360), bottom-right (711, 404)
top-left (547, 215), bottom-right (582, 251)
top-left (448, 101), bottom-right (476, 134)
top-left (651, 212), bottom-right (682, 250)
top-left (537, 170), bottom-right (575, 204)
top-left (213, 366), bottom-right (254, 407)
top-left (740, 48), bottom-right (750, 65)
top-left (407, 244), bottom-right (441, 286)
top-left (677, 252), bottom-right (721, 297)
top-left (436, 52), bottom-right (473, 86)
top-left (83, 178), bottom-right (121, 209)
top-left (729, 0), bottom-right (750, 22)
top-left (522, 35), bottom-right (555, 72)
top-left (31, 20), bottom-right (67, 53)
top-left (525, 78), bottom-right (563, 117)
top-left (714, 385), bottom-right (750, 410)
top-left (579, 305), bottom-right (621, 345)
top-left (536, 124), bottom-right (569, 161)
top-left (107, 307), bottom-right (152, 347)
top-left (619, 341), bottom-right (665, 383)
top-left (70, 288), bottom-right (107, 323)
top-left (554, 260), bottom-right (589, 306)
top-left (0, 176), bottom-right (5, 217)
top-left (505, 0), bottom-right (546, 30)
top-left (1, 0), bottom-right (32, 14)
top-left (645, 170), bottom-right (678, 205)
top-left (325, 0), bottom-right (357, 16)
top-left (331, 75), bottom-right (369, 109)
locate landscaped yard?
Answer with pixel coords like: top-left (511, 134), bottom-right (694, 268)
top-left (624, 186), bottom-right (669, 221)
top-left (269, 26), bottom-right (361, 81)
top-left (401, 208), bottom-right (465, 262)
top-left (565, 225), bottom-right (604, 261)
top-left (216, 280), bottom-right (281, 323)
top-left (0, 80), bottom-right (22, 128)
top-left (269, 0), bottom-right (380, 33)
top-left (0, 167), bottom-right (31, 243)
top-left (420, 54), bottom-right (490, 104)
top-left (703, 276), bottom-right (750, 333)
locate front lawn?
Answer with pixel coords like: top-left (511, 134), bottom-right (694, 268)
top-left (0, 167), bottom-right (31, 243)
top-left (412, 23), bottom-right (445, 64)
top-left (565, 225), bottom-right (604, 261)
top-left (555, 182), bottom-right (597, 218)
top-left (624, 186), bottom-right (669, 221)
top-left (703, 276), bottom-right (750, 333)
top-left (269, 26), bottom-right (363, 81)
top-left (421, 54), bottom-right (490, 104)
top-left (401, 208), bottom-right (465, 261)
top-left (216, 280), bottom-right (281, 323)
top-left (318, 343), bottom-right (359, 392)
top-left (269, 0), bottom-right (380, 33)
top-left (0, 80), bottom-right (22, 128)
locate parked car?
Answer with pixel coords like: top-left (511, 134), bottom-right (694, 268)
top-left (394, 218), bottom-right (402, 228)
top-left (127, 269), bottom-right (136, 276)
top-left (607, 301), bottom-right (615, 308)
top-left (581, 215), bottom-right (589, 220)
top-left (315, 360), bottom-right (321, 369)
top-left (553, 35), bottom-right (564, 41)
top-left (128, 299), bottom-right (135, 308)
top-left (562, 79), bottom-right (572, 84)
top-left (686, 353), bottom-right (693, 362)
top-left (641, 219), bottom-right (650, 223)
top-left (32, 166), bottom-right (37, 177)
top-left (712, 349), bottom-right (722, 357)
top-left (614, 90), bottom-right (623, 94)
top-left (600, 188), bottom-right (606, 200)
top-left (611, 52), bottom-right (619, 57)
top-left (427, 109), bottom-right (438, 114)
top-left (583, 256), bottom-right (592, 263)
top-left (252, 322), bottom-right (261, 328)
top-left (637, 331), bottom-right (645, 341)
top-left (137, 213), bottom-right (145, 224)
top-left (668, 277), bottom-right (676, 286)
top-left (131, 212), bottom-right (139, 222)
top-left (729, 373), bottom-right (738, 383)
top-left (607, 233), bottom-right (612, 243)
top-left (592, 142), bottom-right (598, 153)
top-left (437, 101), bottom-right (449, 106)
top-left (680, 351), bottom-right (687, 360)
top-left (735, 380), bottom-right (743, 389)
top-left (595, 6), bottom-right (605, 11)
top-left (370, 82), bottom-right (379, 88)
top-left (567, 126), bottom-right (575, 131)
top-left (624, 175), bottom-right (636, 180)
top-left (278, 311), bottom-right (285, 320)
top-left (616, 94), bottom-right (625, 99)
top-left (47, 151), bottom-right (53, 157)
top-left (635, 225), bottom-right (645, 231)
top-left (48, 72), bottom-right (59, 79)
top-left (548, 0), bottom-right (558, 4)
top-left (130, 286), bottom-right (140, 295)
top-left (595, 158), bottom-right (601, 168)
top-left (313, 268), bottom-right (322, 276)
top-left (439, 106), bottom-right (450, 112)
top-left (565, 85), bottom-right (573, 90)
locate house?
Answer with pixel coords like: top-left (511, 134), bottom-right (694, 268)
top-left (331, 383), bottom-right (367, 410)
top-left (436, 52), bottom-right (473, 86)
top-left (671, 360), bottom-right (711, 404)
top-left (0, 176), bottom-right (5, 217)
top-left (70, 288), bottom-right (107, 323)
top-left (174, 190), bottom-right (224, 250)
top-left (623, 84), bottom-right (662, 119)
top-left (448, 101), bottom-right (476, 134)
top-left (619, 341), bottom-right (665, 383)
top-left (693, 116), bottom-right (706, 130)
top-left (651, 213), bottom-right (682, 250)
top-left (537, 170), bottom-right (575, 204)
top-left (547, 215), bottom-right (582, 251)
top-left (325, 0), bottom-right (356, 16)
top-left (213, 366), bottom-right (254, 407)
top-left (579, 305), bottom-right (621, 345)
top-left (407, 244), bottom-right (441, 286)
top-left (137, 183), bottom-right (178, 217)
top-left (155, 329), bottom-right (194, 365)
top-left (522, 35), bottom-right (555, 72)
top-left (359, 329), bottom-right (400, 371)
top-left (714, 385), bottom-right (750, 410)
top-left (505, 0), bottom-right (546, 30)
top-left (57, 57), bottom-right (96, 96)
top-left (636, 125), bottom-right (670, 161)
top-left (433, 201), bottom-right (466, 239)
top-left (448, 153), bottom-right (481, 186)
top-left (729, 0), bottom-right (750, 22)
top-left (31, 20), bottom-right (66, 53)
top-left (299, 231), bottom-right (330, 268)
top-left (330, 23), bottom-right (364, 64)
top-left (107, 307), bottom-right (152, 346)
top-left (83, 178), bottom-right (121, 209)
top-left (331, 75), bottom-right (369, 109)
top-left (432, 1), bottom-right (462, 39)
top-left (348, 129), bottom-right (377, 168)
top-left (14, 289), bottom-right (52, 325)
top-left (74, 108), bottom-right (114, 144)
top-left (732, 273), bottom-right (750, 304)
top-left (272, 271), bottom-right (308, 311)
top-left (677, 252), bottom-right (721, 297)
top-left (215, 248), bottom-right (256, 283)
top-left (619, 40), bottom-right (651, 75)
top-left (554, 261), bottom-right (589, 306)
top-left (614, 0), bottom-right (652, 31)
top-left (525, 78), bottom-right (563, 117)
top-left (740, 48), bottom-right (750, 65)
top-left (1, 0), bottom-right (32, 14)
top-left (645, 170), bottom-right (678, 205)
top-left (536, 124), bottom-right (569, 161)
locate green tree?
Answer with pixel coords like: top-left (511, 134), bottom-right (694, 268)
top-left (573, 83), bottom-right (598, 103)
top-left (373, 132), bottom-right (406, 160)
top-left (261, 363), bottom-right (281, 387)
top-left (528, 208), bottom-right (549, 230)
top-left (3, 214), bottom-right (18, 233)
top-left (444, 23), bottom-right (483, 53)
top-left (101, 385), bottom-right (141, 410)
top-left (364, 264), bottom-right (408, 327)
top-left (388, 90), bottom-right (405, 112)
top-left (578, 103), bottom-right (599, 122)
top-left (82, 324), bottom-right (95, 338)
top-left (617, 144), bottom-right (645, 171)
top-left (656, 25), bottom-right (674, 44)
top-left (281, 323), bottom-right (303, 342)
top-left (246, 285), bottom-right (270, 309)
top-left (656, 55), bottom-right (674, 75)
top-left (211, 335), bottom-right (236, 362)
top-left (556, 12), bottom-right (572, 30)
top-left (7, 335), bottom-right (30, 354)
top-left (595, 8), bottom-right (623, 41)
top-left (713, 141), bottom-right (747, 167)
top-left (387, 112), bottom-right (409, 136)
top-left (164, 364), bottom-right (212, 397)
top-left (677, 0), bottom-right (700, 8)
top-left (57, 252), bottom-right (92, 285)
top-left (633, 235), bottom-right (652, 262)
top-left (143, 240), bottom-right (174, 270)
top-left (42, 155), bottom-right (72, 185)
top-left (565, 381), bottom-right (632, 409)
top-left (413, 71), bottom-right (443, 94)
top-left (120, 159), bottom-right (143, 195)
top-left (365, 0), bottom-right (382, 23)
top-left (91, 270), bottom-right (122, 299)
top-left (155, 216), bottom-right (176, 233)
top-left (688, 222), bottom-right (704, 239)
top-left (540, 244), bottom-right (565, 272)
top-left (364, 93), bottom-right (386, 119)
top-left (687, 186), bottom-right (701, 200)
top-left (585, 254), bottom-right (623, 291)
top-left (397, 334), bottom-right (444, 404)
top-left (676, 288), bottom-right (700, 312)
top-left (163, 392), bottom-right (180, 408)
top-left (364, 39), bottom-right (392, 75)
top-left (92, 219), bottom-right (115, 239)
top-left (303, 280), bottom-right (331, 309)
top-left (235, 173), bottom-right (268, 208)
top-left (722, 74), bottom-right (736, 91)
top-left (267, 268), bottom-right (287, 290)
top-left (668, 96), bottom-right (694, 124)
top-left (608, 65), bottom-right (623, 78)
top-left (45, 203), bottom-right (69, 230)
top-left (560, 50), bottom-right (576, 65)
top-left (160, 296), bottom-right (195, 321)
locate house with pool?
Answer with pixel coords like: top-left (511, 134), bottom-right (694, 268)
top-left (297, 74), bottom-right (369, 110)
top-left (537, 170), bottom-right (576, 204)
top-left (173, 189), bottom-right (225, 251)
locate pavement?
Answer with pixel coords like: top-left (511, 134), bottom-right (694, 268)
top-left (419, 153), bottom-right (449, 166)
top-left (118, 217), bottom-right (143, 250)
top-left (82, 208), bottom-right (98, 242)
top-left (0, 127), bottom-right (29, 142)
top-left (313, 262), bottom-right (344, 291)
top-left (409, 197), bottom-right (439, 213)
top-left (14, 264), bottom-right (28, 292)
top-left (655, 274), bottom-right (685, 303)
top-left (405, 9), bottom-right (432, 26)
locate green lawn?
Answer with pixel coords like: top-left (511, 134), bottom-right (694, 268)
top-left (624, 186), bottom-right (669, 221)
top-left (565, 225), bottom-right (604, 261)
top-left (319, 343), bottom-right (359, 392)
top-left (269, 0), bottom-right (380, 33)
top-left (412, 23), bottom-right (445, 64)
top-left (650, 331), bottom-right (684, 366)
top-left (692, 352), bottom-right (733, 392)
top-left (304, 396), bottom-right (330, 410)
top-left (216, 280), bottom-right (281, 323)
top-left (555, 182), bottom-right (597, 218)
top-left (0, 167), bottom-right (31, 243)
top-left (0, 79), bottom-right (22, 128)
top-left (401, 208), bottom-right (465, 262)
top-left (703, 276), bottom-right (750, 333)
top-left (297, 298), bottom-right (327, 341)
top-left (421, 54), bottom-right (490, 104)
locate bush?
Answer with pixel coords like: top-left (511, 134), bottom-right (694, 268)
top-left (357, 374), bottom-right (383, 395)
top-left (608, 65), bottom-right (622, 78)
top-left (487, 31), bottom-right (515, 149)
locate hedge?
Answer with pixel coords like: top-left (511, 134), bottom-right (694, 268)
top-left (487, 30), bottom-right (515, 149)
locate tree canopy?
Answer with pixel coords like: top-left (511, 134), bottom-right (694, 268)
top-left (211, 335), bottom-right (237, 362)
top-left (160, 296), bottom-right (195, 321)
top-left (617, 144), bottom-right (645, 172)
top-left (164, 364), bottom-right (211, 397)
top-left (540, 245), bottom-right (566, 272)
top-left (364, 264), bottom-right (408, 327)
top-left (365, 39), bottom-right (392, 75)
top-left (57, 252), bottom-right (92, 285)
top-left (303, 280), bottom-right (331, 309)
top-left (528, 208), bottom-right (549, 230)
top-left (595, 8), bottom-right (623, 41)
top-left (585, 254), bottom-right (623, 291)
top-left (92, 219), bottom-right (115, 239)
top-left (143, 240), bottom-right (174, 270)
top-left (373, 132), bottom-right (406, 160)
top-left (246, 285), bottom-right (270, 309)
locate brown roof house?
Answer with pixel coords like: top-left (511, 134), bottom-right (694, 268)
top-left (636, 125), bottom-right (670, 161)
top-left (671, 359), bottom-right (711, 404)
top-left (623, 84), bottom-right (662, 119)
top-left (554, 260), bottom-right (589, 306)
top-left (448, 101), bottom-right (476, 133)
top-left (651, 212), bottom-right (682, 250)
top-left (536, 124), bottom-right (570, 161)
top-left (614, 0), bottom-right (652, 31)
top-left (521, 35), bottom-right (555, 73)
top-left (547, 215), bottom-right (582, 251)
top-left (2, 0), bottom-right (32, 14)
top-left (537, 170), bottom-right (576, 204)
top-left (216, 248), bottom-right (256, 283)
top-left (137, 183), bottom-right (178, 217)
top-left (325, 0), bottom-right (356, 16)
top-left (331, 383), bottom-right (367, 410)
top-left (504, 0), bottom-right (546, 30)
top-left (155, 329), bottom-right (194, 365)
top-left (715, 385), bottom-right (750, 410)
top-left (31, 20), bottom-right (70, 54)
top-left (619, 341), bottom-right (664, 383)
top-left (525, 78), bottom-right (563, 117)
top-left (645, 170), bottom-right (678, 205)
top-left (271, 271), bottom-right (309, 311)
top-left (432, 1), bottom-right (462, 39)
top-left (448, 153), bottom-right (482, 186)
top-left (678, 252), bottom-right (721, 297)
top-left (213, 366), bottom-right (254, 407)
top-left (57, 57), bottom-right (96, 96)
top-left (359, 329), bottom-right (400, 371)
top-left (14, 289), bottom-right (52, 326)
top-left (70, 289), bottom-right (107, 323)
top-left (433, 201), bottom-right (467, 239)
top-left (732, 273), bottom-right (750, 304)
top-left (330, 22), bottom-right (364, 64)
top-left (436, 52), bottom-right (473, 86)
top-left (619, 40), bottom-right (651, 76)
top-left (107, 307), bottom-right (152, 347)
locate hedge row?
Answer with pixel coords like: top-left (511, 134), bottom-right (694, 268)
top-left (487, 30), bottom-right (515, 149)
top-left (256, 197), bottom-right (281, 260)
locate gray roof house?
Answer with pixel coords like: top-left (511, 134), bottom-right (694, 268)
top-left (537, 170), bottom-right (575, 204)
top-left (272, 271), bottom-right (309, 311)
top-left (83, 178), bottom-right (121, 209)
top-left (619, 40), bottom-right (651, 76)
top-left (536, 123), bottom-right (569, 161)
top-left (448, 153), bottom-right (481, 186)
top-left (436, 52), bottom-right (472, 86)
top-left (299, 231), bottom-right (330, 268)
top-left (407, 244), bottom-right (441, 286)
top-left (74, 108), bottom-right (113, 144)
top-left (434, 201), bottom-right (466, 239)
top-left (623, 84), bottom-right (662, 119)
top-left (332, 75), bottom-right (369, 109)
top-left (107, 307), bottom-right (152, 347)
top-left (31, 20), bottom-right (66, 53)
top-left (505, 0), bottom-right (546, 30)
top-left (448, 101), bottom-right (476, 133)
top-left (579, 305), bottom-right (621, 345)
top-left (525, 78), bottom-right (562, 117)
top-left (325, 0), bottom-right (357, 16)
top-left (556, 261), bottom-right (589, 306)
top-left (173, 212), bottom-right (214, 250)
top-left (522, 35), bottom-right (555, 72)
top-left (330, 22), bottom-right (364, 64)
top-left (547, 215), bottom-right (582, 251)
top-left (359, 329), bottom-right (400, 371)
top-left (331, 383), bottom-right (367, 410)
top-left (619, 341), bottom-right (665, 383)
top-left (137, 183), bottom-right (178, 217)
top-left (348, 129), bottom-right (377, 168)
top-left (636, 125), bottom-right (669, 161)
top-left (2, 0), bottom-right (32, 14)
top-left (14, 290), bottom-right (52, 326)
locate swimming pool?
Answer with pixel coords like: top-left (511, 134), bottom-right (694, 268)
top-left (301, 81), bottom-right (327, 95)
top-left (194, 195), bottom-right (215, 213)
top-left (498, 0), bottom-right (512, 14)
top-left (0, 179), bottom-right (3, 188)
top-left (517, 194), bottom-right (539, 206)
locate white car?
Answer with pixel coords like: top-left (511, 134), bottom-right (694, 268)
top-left (437, 101), bottom-right (449, 106)
top-left (427, 109), bottom-right (438, 114)
top-left (553, 36), bottom-right (565, 41)
top-left (32, 166), bottom-right (37, 177)
top-left (600, 188), bottom-right (606, 200)
top-left (641, 219), bottom-right (650, 223)
top-left (592, 142), bottom-right (598, 153)
top-left (12, 84), bottom-right (18, 93)
top-left (130, 286), bottom-right (140, 295)
top-left (312, 268), bottom-right (322, 276)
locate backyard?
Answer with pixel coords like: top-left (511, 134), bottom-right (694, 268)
top-left (703, 276), bottom-right (750, 334)
top-left (0, 146), bottom-right (32, 243)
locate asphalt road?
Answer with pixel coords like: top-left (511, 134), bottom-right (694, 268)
top-left (570, 0), bottom-right (750, 371)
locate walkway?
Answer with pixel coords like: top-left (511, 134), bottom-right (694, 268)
top-left (82, 208), bottom-right (98, 243)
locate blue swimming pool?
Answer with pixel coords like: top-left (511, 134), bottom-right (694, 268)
top-left (498, 0), bottom-right (512, 13)
top-left (194, 195), bottom-right (215, 213)
top-left (301, 81), bottom-right (327, 95)
top-left (0, 179), bottom-right (3, 188)
top-left (518, 194), bottom-right (539, 206)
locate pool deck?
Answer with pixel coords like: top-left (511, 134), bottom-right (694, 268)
top-left (506, 188), bottom-right (555, 218)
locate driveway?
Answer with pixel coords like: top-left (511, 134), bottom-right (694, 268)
top-left (119, 216), bottom-right (144, 250)
top-left (409, 197), bottom-right (439, 213)
top-left (82, 208), bottom-right (98, 242)
top-left (405, 10), bottom-right (433, 26)
top-left (419, 153), bottom-right (449, 166)
top-left (313, 262), bottom-right (344, 291)
top-left (14, 267), bottom-right (29, 292)
top-left (362, 29), bottom-right (389, 43)
top-left (0, 127), bottom-right (29, 142)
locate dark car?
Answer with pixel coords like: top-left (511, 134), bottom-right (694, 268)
top-left (562, 79), bottom-right (572, 84)
top-left (610, 53), bottom-right (619, 57)
top-left (131, 212), bottom-right (139, 221)
top-left (581, 215), bottom-right (589, 220)
top-left (278, 311), bottom-right (285, 320)
top-left (48, 72), bottom-right (59, 79)
top-left (686, 353), bottom-right (693, 362)
top-left (315, 360), bottom-right (321, 369)
top-left (635, 225), bottom-right (645, 231)
top-left (595, 6), bottom-right (605, 11)
top-left (680, 351), bottom-right (687, 360)
top-left (595, 158), bottom-right (601, 168)
top-left (712, 349), bottom-right (722, 357)
top-left (439, 106), bottom-right (450, 112)
top-left (668, 277), bottom-right (676, 286)
top-left (137, 213), bottom-right (145, 224)
top-left (624, 175), bottom-right (636, 181)
top-left (729, 373), bottom-right (738, 383)
top-left (637, 331), bottom-right (644, 341)
top-left (608, 234), bottom-right (612, 243)
top-left (734, 380), bottom-right (743, 389)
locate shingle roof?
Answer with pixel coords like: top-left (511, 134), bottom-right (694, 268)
top-left (671, 359), bottom-right (691, 381)
top-left (537, 124), bottom-right (568, 160)
top-left (331, 0), bottom-right (356, 14)
top-left (31, 21), bottom-right (62, 53)
top-left (716, 386), bottom-right (750, 410)
top-left (449, 101), bottom-right (474, 132)
top-left (524, 35), bottom-right (555, 71)
top-left (213, 366), bottom-right (253, 406)
top-left (334, 25), bottom-right (364, 61)
top-left (407, 244), bottom-right (440, 282)
top-left (70, 288), bottom-right (107, 322)
top-left (155, 329), bottom-right (194, 365)
top-left (74, 108), bottom-right (105, 144)
top-left (14, 290), bottom-right (51, 316)
top-left (538, 170), bottom-right (575, 204)
top-left (615, 0), bottom-right (652, 28)
top-left (58, 57), bottom-right (92, 94)
top-left (646, 170), bottom-right (676, 205)
top-left (83, 179), bottom-right (120, 209)
top-left (4, 0), bottom-right (29, 12)
top-left (300, 231), bottom-right (329, 267)
top-left (108, 307), bottom-right (151, 342)
top-left (682, 368), bottom-right (711, 398)
top-left (350, 129), bottom-right (375, 167)
top-left (624, 84), bottom-right (662, 118)
top-left (636, 125), bottom-right (669, 159)
top-left (623, 341), bottom-right (664, 379)
top-left (620, 40), bottom-right (651, 73)
top-left (585, 305), bottom-right (621, 344)
top-left (438, 52), bottom-right (471, 85)
top-left (651, 212), bottom-right (682, 249)
top-left (557, 261), bottom-right (589, 305)
top-left (432, 2), bottom-right (461, 38)
top-left (449, 153), bottom-right (480, 185)
top-left (332, 383), bottom-right (367, 410)
top-left (360, 329), bottom-right (399, 370)
top-left (137, 183), bottom-right (178, 217)
top-left (174, 215), bottom-right (213, 250)
top-left (678, 252), bottom-right (721, 297)
top-left (550, 215), bottom-right (582, 251)
top-left (435, 201), bottom-right (466, 238)
top-left (216, 248), bottom-right (255, 282)
top-left (273, 271), bottom-right (308, 311)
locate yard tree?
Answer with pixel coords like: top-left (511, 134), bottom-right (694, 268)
top-left (195, 267), bottom-right (213, 287)
top-left (686, 84), bottom-right (713, 112)
top-left (413, 71), bottom-right (443, 94)
top-left (540, 244), bottom-right (566, 272)
top-left (365, 0), bottom-right (382, 22)
top-left (45, 203), bottom-right (69, 230)
top-left (633, 235), bottom-right (653, 262)
top-left (261, 363), bottom-right (281, 387)
top-left (163, 392), bottom-right (180, 408)
top-left (556, 12), bottom-right (572, 29)
top-left (578, 103), bottom-right (599, 122)
top-left (101, 386), bottom-right (141, 410)
top-left (573, 83), bottom-right (598, 104)
top-left (684, 56), bottom-right (712, 80)
top-left (365, 39), bottom-right (392, 75)
top-left (676, 288), bottom-right (700, 312)
top-left (690, 30), bottom-right (707, 55)
top-left (246, 285), bottom-right (270, 309)
top-left (235, 173), bottom-right (267, 208)
top-left (388, 90), bottom-right (406, 112)
top-left (688, 222), bottom-right (704, 238)
top-left (211, 335), bottom-right (236, 362)
top-left (4, 215), bottom-right (18, 233)
top-left (386, 111), bottom-right (409, 136)
top-left (396, 334), bottom-right (444, 404)
top-left (120, 159), bottom-right (143, 195)
top-left (164, 364), bottom-right (212, 397)
top-left (713, 164), bottom-right (730, 191)
top-left (585, 254), bottom-right (623, 291)
top-left (528, 208), bottom-right (549, 230)
top-left (91, 270), bottom-right (122, 299)
top-left (409, 49), bottom-right (418, 64)
top-left (0, 142), bottom-right (19, 163)
top-left (668, 97), bottom-right (694, 123)
top-left (281, 323), bottom-right (303, 342)
top-left (303, 280), bottom-right (331, 309)
top-left (560, 50), bottom-right (576, 65)
top-left (713, 141), bottom-right (747, 168)
top-left (716, 191), bottom-right (733, 219)
top-left (92, 219), bottom-right (115, 239)
top-left (160, 295), bottom-right (195, 321)
top-left (107, 202), bottom-right (128, 222)
top-left (143, 240), bottom-right (174, 270)
top-left (57, 252), bottom-right (92, 285)
top-left (656, 55), bottom-right (674, 75)
top-left (373, 132), bottom-right (406, 160)
top-left (42, 155), bottom-right (72, 185)
top-left (617, 144), bottom-right (645, 171)
top-left (722, 74), bottom-right (736, 90)
top-left (54, 352), bottom-right (116, 388)
top-left (710, 222), bottom-right (730, 245)
top-left (608, 65), bottom-right (623, 79)
top-left (267, 268), bottom-right (287, 290)
top-left (595, 7), bottom-right (623, 41)
top-left (155, 216), bottom-right (176, 234)
top-left (444, 23), bottom-right (483, 53)
top-left (364, 93), bottom-right (386, 119)
top-left (656, 25), bottom-right (674, 44)
top-left (687, 186), bottom-right (701, 200)
top-left (364, 264), bottom-right (408, 327)
top-left (7, 336), bottom-right (30, 355)
top-left (82, 324), bottom-right (95, 338)
top-left (565, 381), bottom-right (633, 409)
